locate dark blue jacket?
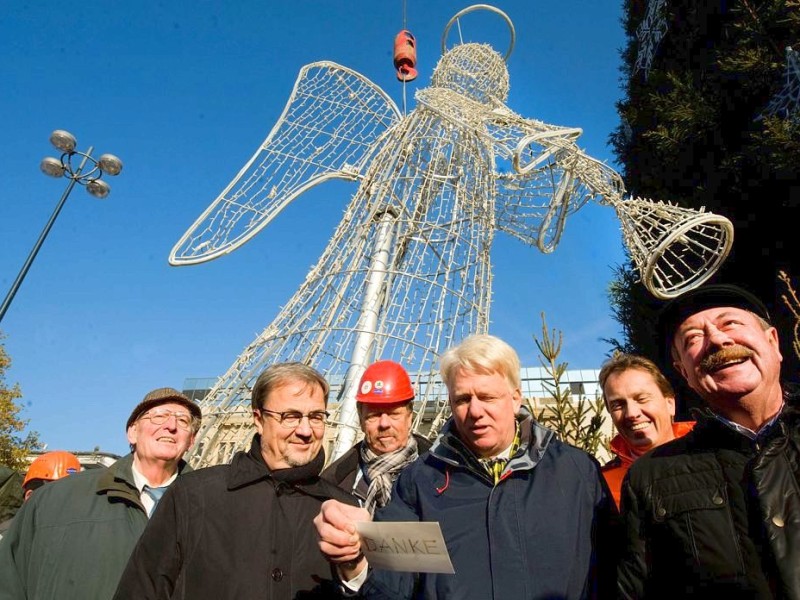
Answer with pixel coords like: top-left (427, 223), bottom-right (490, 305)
top-left (361, 409), bottom-right (618, 599)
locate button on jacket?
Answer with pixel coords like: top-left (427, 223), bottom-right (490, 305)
top-left (113, 435), bottom-right (359, 600)
top-left (619, 386), bottom-right (800, 599)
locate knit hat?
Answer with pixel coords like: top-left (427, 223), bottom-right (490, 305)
top-left (126, 387), bottom-right (202, 430)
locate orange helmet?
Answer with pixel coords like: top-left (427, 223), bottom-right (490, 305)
top-left (23, 451), bottom-right (81, 488)
top-left (356, 360), bottom-right (415, 405)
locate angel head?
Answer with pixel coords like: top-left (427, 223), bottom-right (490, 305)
top-left (431, 43), bottom-right (510, 104)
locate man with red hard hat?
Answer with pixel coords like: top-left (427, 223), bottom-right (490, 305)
top-left (322, 360), bottom-right (430, 514)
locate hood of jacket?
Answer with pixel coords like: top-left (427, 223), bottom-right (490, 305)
top-left (429, 406), bottom-right (554, 483)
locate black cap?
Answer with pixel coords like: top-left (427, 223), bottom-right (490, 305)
top-left (658, 284), bottom-right (771, 360)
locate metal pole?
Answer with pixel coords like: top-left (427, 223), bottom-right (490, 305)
top-left (0, 149), bottom-right (92, 323)
top-left (330, 210), bottom-right (397, 461)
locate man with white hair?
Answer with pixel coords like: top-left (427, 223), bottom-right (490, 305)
top-left (315, 334), bottom-right (617, 599)
top-left (0, 386), bottom-right (200, 599)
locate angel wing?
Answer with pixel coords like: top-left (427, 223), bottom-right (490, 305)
top-left (170, 61), bottom-right (403, 265)
top-left (486, 106), bottom-right (623, 253)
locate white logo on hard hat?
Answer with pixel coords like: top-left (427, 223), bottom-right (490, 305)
top-left (361, 381), bottom-right (373, 394)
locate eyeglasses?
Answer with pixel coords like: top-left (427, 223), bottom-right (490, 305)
top-left (138, 410), bottom-right (194, 431)
top-left (258, 408), bottom-right (329, 429)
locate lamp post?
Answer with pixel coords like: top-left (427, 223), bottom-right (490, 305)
top-left (0, 130), bottom-right (123, 323)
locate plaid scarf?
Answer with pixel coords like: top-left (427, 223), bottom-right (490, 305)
top-left (359, 435), bottom-right (419, 514)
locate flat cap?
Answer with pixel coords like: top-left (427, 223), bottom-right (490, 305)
top-left (658, 283), bottom-right (771, 360)
top-left (126, 387), bottom-right (202, 430)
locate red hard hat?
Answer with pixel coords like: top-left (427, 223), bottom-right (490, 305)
top-left (23, 451), bottom-right (81, 488)
top-left (356, 360), bottom-right (415, 405)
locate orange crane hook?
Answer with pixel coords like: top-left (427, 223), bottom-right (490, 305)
top-left (393, 30), bottom-right (418, 82)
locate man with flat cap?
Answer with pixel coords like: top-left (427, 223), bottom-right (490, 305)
top-left (114, 362), bottom-right (360, 600)
top-left (0, 387), bottom-right (200, 600)
top-left (618, 283), bottom-right (800, 599)
top-left (322, 360), bottom-right (431, 514)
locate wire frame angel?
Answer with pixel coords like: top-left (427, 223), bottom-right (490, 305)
top-left (171, 5), bottom-right (733, 466)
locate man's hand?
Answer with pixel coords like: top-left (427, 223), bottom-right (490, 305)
top-left (314, 499), bottom-right (371, 580)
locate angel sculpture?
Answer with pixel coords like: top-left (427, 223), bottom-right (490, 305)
top-left (171, 5), bottom-right (733, 467)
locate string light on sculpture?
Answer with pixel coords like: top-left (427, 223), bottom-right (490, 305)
top-left (760, 46), bottom-right (800, 123)
top-left (170, 5), bottom-right (733, 467)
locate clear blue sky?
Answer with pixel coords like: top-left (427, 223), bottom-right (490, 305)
top-left (0, 1), bottom-right (627, 456)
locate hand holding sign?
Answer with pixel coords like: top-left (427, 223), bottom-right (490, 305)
top-left (356, 521), bottom-right (455, 574)
top-left (314, 500), bottom-right (371, 579)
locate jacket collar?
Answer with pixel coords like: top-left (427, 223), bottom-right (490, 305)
top-left (226, 434), bottom-right (325, 491)
top-left (609, 421), bottom-right (696, 465)
top-left (429, 407), bottom-right (553, 478)
top-left (689, 382), bottom-right (800, 441)
top-left (96, 453), bottom-right (137, 495)
top-left (96, 453), bottom-right (191, 496)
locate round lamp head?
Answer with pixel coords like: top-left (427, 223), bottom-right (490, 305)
top-left (40, 157), bottom-right (65, 178)
top-left (86, 179), bottom-right (111, 199)
top-left (98, 154), bottom-right (123, 176)
top-left (49, 130), bottom-right (77, 153)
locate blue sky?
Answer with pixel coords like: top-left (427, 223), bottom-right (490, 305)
top-left (0, 1), bottom-right (627, 456)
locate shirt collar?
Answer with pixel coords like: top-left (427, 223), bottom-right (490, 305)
top-left (131, 462), bottom-right (178, 492)
top-left (711, 401), bottom-right (785, 440)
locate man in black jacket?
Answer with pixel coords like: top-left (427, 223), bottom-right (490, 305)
top-left (619, 284), bottom-right (800, 599)
top-left (322, 360), bottom-right (431, 515)
top-left (113, 362), bottom-right (359, 600)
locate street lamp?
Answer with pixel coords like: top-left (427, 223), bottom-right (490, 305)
top-left (0, 130), bottom-right (123, 323)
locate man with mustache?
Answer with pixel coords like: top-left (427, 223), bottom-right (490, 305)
top-left (618, 284), bottom-right (800, 599)
top-left (322, 360), bottom-right (431, 515)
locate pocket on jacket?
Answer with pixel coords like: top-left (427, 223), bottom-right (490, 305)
top-left (650, 483), bottom-right (744, 577)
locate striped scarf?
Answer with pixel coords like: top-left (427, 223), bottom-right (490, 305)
top-left (359, 435), bottom-right (419, 514)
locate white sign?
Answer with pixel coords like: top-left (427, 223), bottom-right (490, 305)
top-left (355, 521), bottom-right (455, 574)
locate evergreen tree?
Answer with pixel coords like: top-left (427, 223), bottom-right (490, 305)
top-left (531, 314), bottom-right (610, 460)
top-left (610, 0), bottom-right (800, 412)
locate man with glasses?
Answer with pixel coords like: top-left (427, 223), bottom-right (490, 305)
top-left (322, 360), bottom-right (431, 514)
top-left (113, 362), bottom-right (359, 600)
top-left (0, 387), bottom-right (200, 600)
